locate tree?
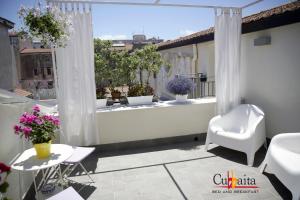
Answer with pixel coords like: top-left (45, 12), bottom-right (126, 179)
top-left (94, 39), bottom-right (122, 89)
top-left (131, 44), bottom-right (168, 85)
top-left (94, 40), bottom-right (170, 93)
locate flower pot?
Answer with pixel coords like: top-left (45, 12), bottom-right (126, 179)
top-left (34, 141), bottom-right (51, 159)
top-left (127, 95), bottom-right (153, 105)
top-left (96, 99), bottom-right (107, 108)
top-left (176, 94), bottom-right (188, 102)
top-left (111, 91), bottom-right (121, 100)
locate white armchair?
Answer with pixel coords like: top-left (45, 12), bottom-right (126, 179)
top-left (261, 133), bottom-right (300, 200)
top-left (205, 104), bottom-right (266, 166)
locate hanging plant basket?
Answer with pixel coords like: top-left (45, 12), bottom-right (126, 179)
top-left (18, 5), bottom-right (72, 47)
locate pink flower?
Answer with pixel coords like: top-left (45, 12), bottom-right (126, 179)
top-left (22, 127), bottom-right (32, 138)
top-left (43, 115), bottom-right (51, 121)
top-left (13, 125), bottom-right (22, 134)
top-left (34, 118), bottom-right (43, 125)
top-left (33, 105), bottom-right (40, 113)
top-left (43, 115), bottom-right (59, 125)
top-left (52, 118), bottom-right (60, 126)
top-left (19, 116), bottom-right (27, 123)
top-left (20, 113), bottom-right (37, 124)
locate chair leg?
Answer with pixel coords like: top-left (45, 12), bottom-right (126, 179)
top-left (79, 162), bottom-right (95, 183)
top-left (264, 140), bottom-right (268, 149)
top-left (204, 136), bottom-right (210, 151)
top-left (246, 153), bottom-right (255, 167)
top-left (260, 161), bottom-right (267, 173)
top-left (292, 191), bottom-right (300, 200)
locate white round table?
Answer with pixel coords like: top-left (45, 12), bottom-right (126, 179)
top-left (11, 144), bottom-right (74, 199)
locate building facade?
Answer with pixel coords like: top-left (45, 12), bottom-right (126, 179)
top-left (156, 1), bottom-right (300, 138)
top-left (19, 48), bottom-right (55, 99)
top-left (0, 17), bottom-right (16, 91)
top-left (111, 34), bottom-right (163, 51)
top-left (9, 33), bottom-right (55, 99)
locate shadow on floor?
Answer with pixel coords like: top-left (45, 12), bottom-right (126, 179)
top-left (69, 182), bottom-right (97, 199)
top-left (96, 139), bottom-right (205, 158)
top-left (67, 140), bottom-right (206, 177)
top-left (24, 140), bottom-right (292, 200)
top-left (263, 172), bottom-right (292, 200)
top-left (207, 145), bottom-right (266, 167)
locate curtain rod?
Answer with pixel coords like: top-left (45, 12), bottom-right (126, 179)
top-left (47, 0), bottom-right (263, 10)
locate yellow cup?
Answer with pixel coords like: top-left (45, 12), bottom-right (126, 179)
top-left (34, 141), bottom-right (51, 159)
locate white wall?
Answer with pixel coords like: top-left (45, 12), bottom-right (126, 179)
top-left (0, 24), bottom-right (15, 91)
top-left (159, 22), bottom-right (300, 138)
top-left (0, 89), bottom-right (33, 199)
top-left (96, 98), bottom-right (216, 144)
top-left (157, 42), bottom-right (215, 98)
top-left (240, 22), bottom-right (300, 138)
top-left (196, 41), bottom-right (215, 81)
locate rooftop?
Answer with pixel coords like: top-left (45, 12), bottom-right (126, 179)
top-left (0, 17), bottom-right (14, 29)
top-left (24, 139), bottom-right (291, 200)
top-left (157, 1), bottom-right (300, 50)
top-left (20, 48), bottom-right (52, 54)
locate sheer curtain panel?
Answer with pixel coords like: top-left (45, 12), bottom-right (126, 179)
top-left (214, 8), bottom-right (242, 115)
top-left (55, 5), bottom-right (99, 146)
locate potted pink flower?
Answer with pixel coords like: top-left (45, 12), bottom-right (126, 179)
top-left (14, 105), bottom-right (60, 159)
top-left (0, 162), bottom-right (11, 200)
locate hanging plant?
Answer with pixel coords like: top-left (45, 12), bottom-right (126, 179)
top-left (18, 5), bottom-right (72, 47)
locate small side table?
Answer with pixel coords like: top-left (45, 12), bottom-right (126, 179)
top-left (11, 144), bottom-right (74, 199)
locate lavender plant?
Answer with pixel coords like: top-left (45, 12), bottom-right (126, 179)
top-left (167, 76), bottom-right (194, 95)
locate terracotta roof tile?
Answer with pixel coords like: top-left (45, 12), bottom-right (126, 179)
top-left (14, 88), bottom-right (32, 97)
top-left (20, 48), bottom-right (52, 54)
top-left (157, 1), bottom-right (300, 50)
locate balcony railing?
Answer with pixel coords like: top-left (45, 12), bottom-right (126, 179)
top-left (178, 73), bottom-right (215, 99)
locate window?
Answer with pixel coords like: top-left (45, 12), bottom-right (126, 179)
top-left (33, 68), bottom-right (38, 76)
top-left (47, 68), bottom-right (52, 75)
top-left (48, 81), bottom-right (53, 89)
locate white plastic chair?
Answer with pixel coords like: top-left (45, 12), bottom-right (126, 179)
top-left (205, 104), bottom-right (266, 166)
top-left (46, 187), bottom-right (84, 200)
top-left (261, 133), bottom-right (300, 200)
top-left (61, 146), bottom-right (95, 184)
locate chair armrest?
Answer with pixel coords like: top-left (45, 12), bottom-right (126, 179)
top-left (271, 133), bottom-right (300, 148)
top-left (208, 115), bottom-right (222, 127)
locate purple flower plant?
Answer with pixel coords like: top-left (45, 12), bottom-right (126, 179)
top-left (167, 76), bottom-right (194, 95)
top-left (13, 105), bottom-right (60, 144)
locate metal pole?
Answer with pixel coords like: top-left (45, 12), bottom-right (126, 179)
top-left (47, 0), bottom-right (263, 10)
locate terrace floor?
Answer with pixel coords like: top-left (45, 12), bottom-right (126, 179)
top-left (26, 139), bottom-right (292, 200)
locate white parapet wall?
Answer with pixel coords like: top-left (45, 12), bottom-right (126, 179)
top-left (0, 89), bottom-right (33, 200)
top-left (96, 97), bottom-right (216, 144)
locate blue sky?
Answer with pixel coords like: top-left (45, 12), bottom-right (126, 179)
top-left (0, 0), bottom-right (290, 40)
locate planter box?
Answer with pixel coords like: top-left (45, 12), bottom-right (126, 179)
top-left (127, 95), bottom-right (153, 105)
top-left (176, 94), bottom-right (188, 102)
top-left (96, 98), bottom-right (216, 145)
top-left (96, 99), bottom-right (107, 108)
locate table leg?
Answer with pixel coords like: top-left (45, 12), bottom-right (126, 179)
top-left (58, 164), bottom-right (64, 189)
top-left (32, 171), bottom-right (40, 200)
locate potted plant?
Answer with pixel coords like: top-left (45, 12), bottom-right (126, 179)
top-left (167, 76), bottom-right (194, 102)
top-left (14, 105), bottom-right (59, 159)
top-left (127, 84), bottom-right (154, 105)
top-left (96, 87), bottom-right (108, 108)
top-left (0, 162), bottom-right (11, 200)
top-left (110, 87), bottom-right (121, 101)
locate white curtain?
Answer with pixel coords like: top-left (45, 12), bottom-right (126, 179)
top-left (214, 8), bottom-right (242, 115)
top-left (55, 8), bottom-right (99, 146)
